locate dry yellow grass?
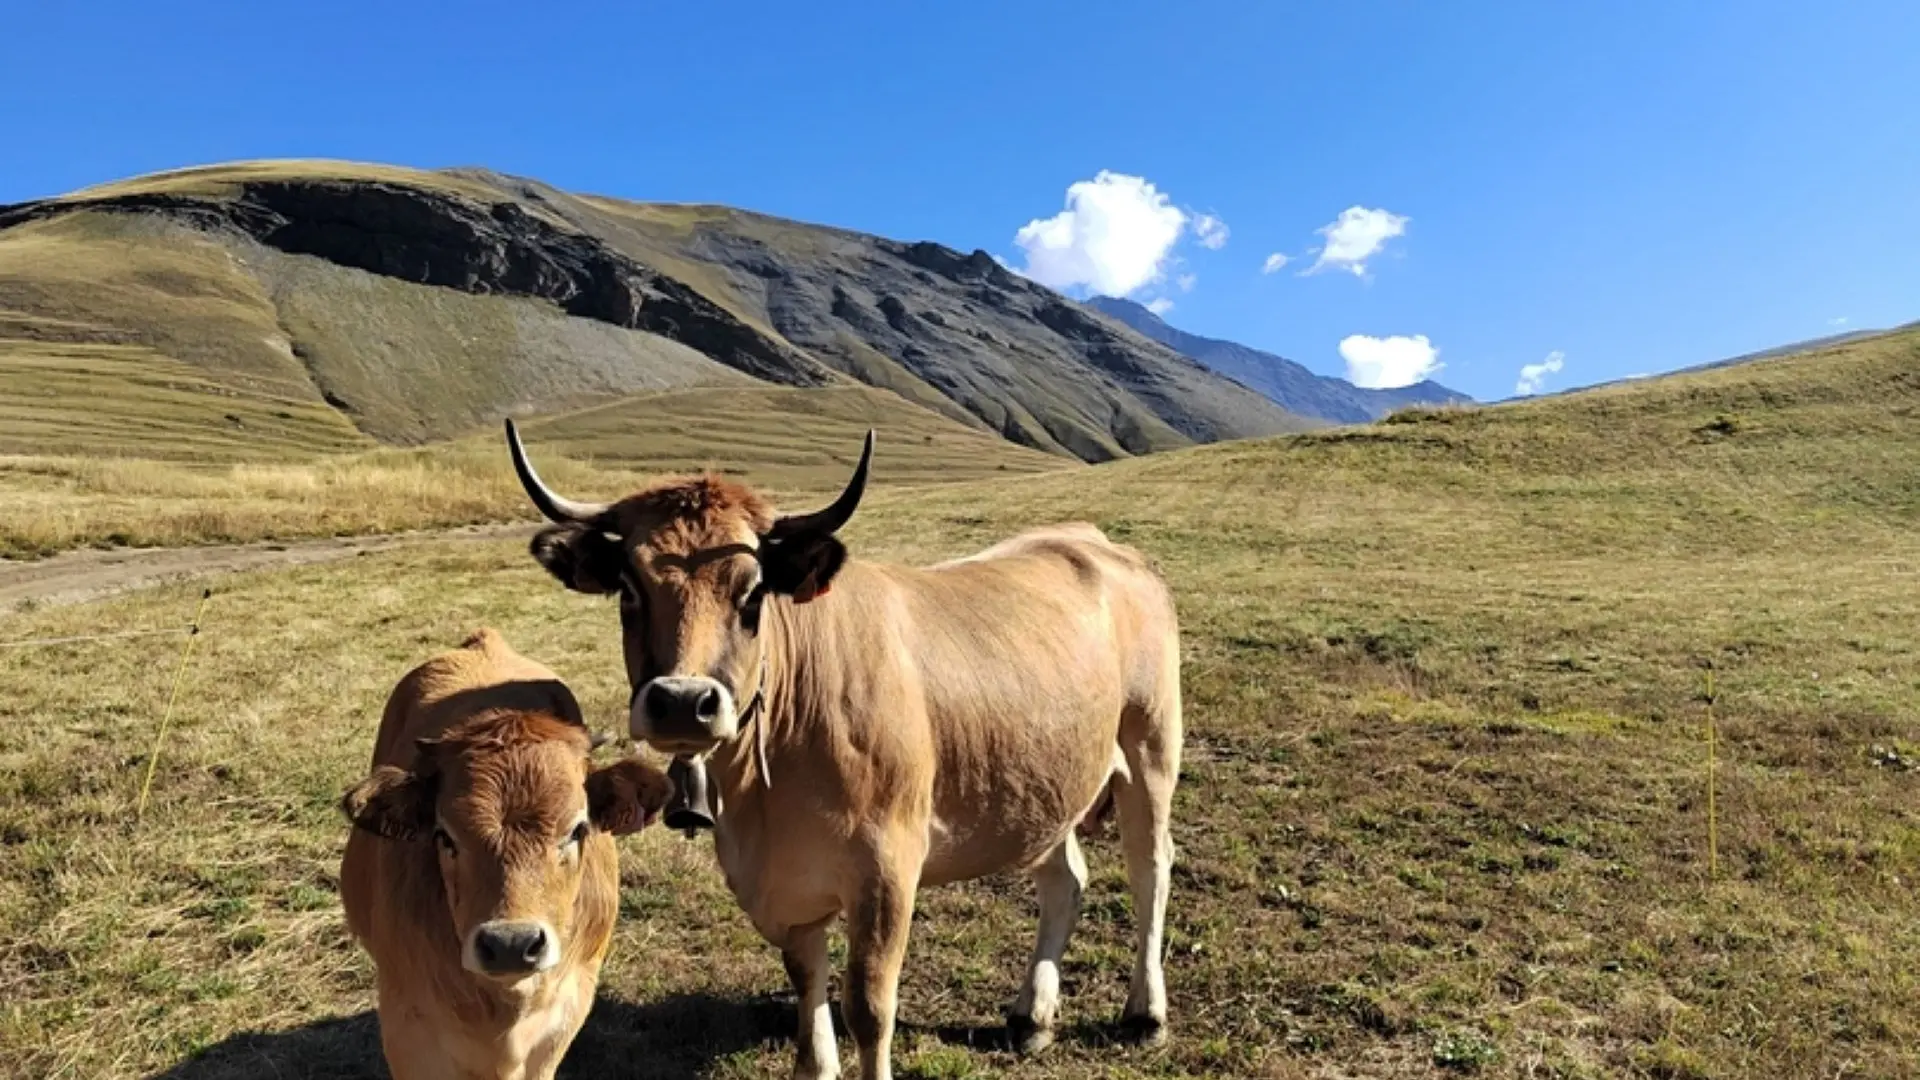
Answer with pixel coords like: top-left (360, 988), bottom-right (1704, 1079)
top-left (0, 330), bottom-right (1916, 1078)
top-left (0, 384), bottom-right (1067, 558)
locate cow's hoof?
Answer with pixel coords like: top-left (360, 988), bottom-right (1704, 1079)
top-left (1006, 1014), bottom-right (1055, 1055)
top-left (1119, 1013), bottom-right (1167, 1047)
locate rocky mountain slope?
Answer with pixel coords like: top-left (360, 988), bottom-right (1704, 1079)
top-left (1087, 295), bottom-right (1472, 423)
top-left (0, 160), bottom-right (1310, 460)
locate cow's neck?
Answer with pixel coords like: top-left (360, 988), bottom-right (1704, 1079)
top-left (705, 587), bottom-right (801, 807)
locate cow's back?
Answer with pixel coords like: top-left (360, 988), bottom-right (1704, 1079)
top-left (368, 628), bottom-right (584, 767)
top-left (901, 525), bottom-right (1177, 883)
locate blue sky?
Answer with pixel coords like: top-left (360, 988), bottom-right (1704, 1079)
top-left (4, 1), bottom-right (1916, 402)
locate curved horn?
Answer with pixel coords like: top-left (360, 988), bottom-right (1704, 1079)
top-left (769, 430), bottom-right (874, 540)
top-left (504, 418), bottom-right (612, 526)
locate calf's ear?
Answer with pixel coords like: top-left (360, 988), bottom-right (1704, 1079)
top-left (341, 765), bottom-right (436, 840)
top-left (530, 526), bottom-right (626, 595)
top-left (587, 757), bottom-right (674, 836)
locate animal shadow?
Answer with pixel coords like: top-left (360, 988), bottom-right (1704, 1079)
top-left (145, 992), bottom-right (790, 1080)
top-left (919, 1014), bottom-right (1141, 1055)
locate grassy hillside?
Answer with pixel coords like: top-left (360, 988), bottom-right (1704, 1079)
top-left (0, 384), bottom-right (1064, 558)
top-left (1, 329), bottom-right (1914, 1078)
top-left (1, 160), bottom-right (1309, 461)
top-left (0, 207), bottom-right (753, 450)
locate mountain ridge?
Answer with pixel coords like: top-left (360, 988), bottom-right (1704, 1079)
top-left (1086, 295), bottom-right (1472, 423)
top-left (0, 160), bottom-right (1313, 461)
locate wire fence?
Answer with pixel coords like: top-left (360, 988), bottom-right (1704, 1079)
top-left (0, 626), bottom-right (193, 649)
top-left (1, 587), bottom-right (215, 823)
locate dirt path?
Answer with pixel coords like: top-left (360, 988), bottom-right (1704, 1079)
top-left (0, 523), bottom-right (536, 611)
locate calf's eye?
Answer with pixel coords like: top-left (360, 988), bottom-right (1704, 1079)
top-left (433, 827), bottom-right (457, 856)
top-left (567, 821), bottom-right (591, 849)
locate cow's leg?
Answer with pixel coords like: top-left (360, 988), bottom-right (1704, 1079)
top-left (1116, 683), bottom-right (1182, 1044)
top-left (844, 843), bottom-right (922, 1080)
top-left (782, 915), bottom-right (841, 1080)
top-left (1007, 831), bottom-right (1088, 1053)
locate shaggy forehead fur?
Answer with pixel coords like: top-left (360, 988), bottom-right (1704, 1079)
top-left (608, 476), bottom-right (775, 550)
top-left (430, 712), bottom-right (593, 839)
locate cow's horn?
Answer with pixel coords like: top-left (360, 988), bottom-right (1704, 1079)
top-left (769, 430), bottom-right (874, 540)
top-left (504, 418), bottom-right (612, 526)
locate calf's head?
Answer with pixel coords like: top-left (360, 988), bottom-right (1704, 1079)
top-left (341, 713), bottom-right (670, 982)
top-left (504, 420), bottom-right (870, 755)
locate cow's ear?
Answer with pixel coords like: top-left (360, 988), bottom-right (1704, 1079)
top-left (759, 530), bottom-right (848, 604)
top-left (530, 526), bottom-right (625, 595)
top-left (587, 757), bottom-right (673, 836)
top-left (341, 765), bottom-right (437, 840)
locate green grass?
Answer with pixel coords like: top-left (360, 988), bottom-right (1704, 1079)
top-left (1, 330), bottom-right (1916, 1078)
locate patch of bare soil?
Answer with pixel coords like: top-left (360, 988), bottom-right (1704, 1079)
top-left (0, 523), bottom-right (534, 610)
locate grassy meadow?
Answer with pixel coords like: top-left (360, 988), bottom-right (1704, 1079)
top-left (1, 330), bottom-right (1917, 1078)
top-left (0, 384), bottom-right (1063, 559)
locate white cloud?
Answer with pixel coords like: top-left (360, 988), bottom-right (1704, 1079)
top-left (1515, 350), bottom-right (1565, 396)
top-left (1829, 315), bottom-right (1850, 327)
top-left (1621, 372), bottom-right (1652, 380)
top-left (1013, 171), bottom-right (1188, 296)
top-left (1194, 214), bottom-right (1230, 250)
top-left (1146, 297), bottom-right (1175, 316)
top-left (1306, 206), bottom-right (1408, 277)
top-left (1339, 334), bottom-right (1442, 389)
top-left (1176, 273), bottom-right (1197, 293)
top-left (1261, 252), bottom-right (1290, 274)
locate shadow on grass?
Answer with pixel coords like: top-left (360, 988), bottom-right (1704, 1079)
top-left (912, 1014), bottom-right (1139, 1055)
top-left (146, 992), bottom-right (791, 1080)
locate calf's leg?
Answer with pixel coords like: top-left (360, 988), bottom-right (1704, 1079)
top-left (782, 915), bottom-right (841, 1080)
top-left (1007, 831), bottom-right (1088, 1053)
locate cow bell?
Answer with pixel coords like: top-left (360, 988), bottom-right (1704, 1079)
top-left (664, 756), bottom-right (715, 836)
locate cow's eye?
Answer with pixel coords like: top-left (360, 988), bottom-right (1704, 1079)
top-left (433, 827), bottom-right (457, 856)
top-left (741, 584), bottom-right (767, 633)
top-left (566, 821), bottom-right (590, 849)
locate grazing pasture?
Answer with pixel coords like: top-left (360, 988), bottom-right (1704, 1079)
top-left (1, 330), bottom-right (1916, 1078)
top-left (0, 383), bottom-right (1063, 559)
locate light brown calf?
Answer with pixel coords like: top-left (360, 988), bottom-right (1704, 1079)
top-left (507, 424), bottom-right (1184, 1080)
top-left (339, 628), bottom-right (671, 1080)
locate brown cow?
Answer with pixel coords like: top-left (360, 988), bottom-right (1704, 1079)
top-left (506, 423), bottom-right (1183, 1080)
top-left (339, 628), bottom-right (672, 1080)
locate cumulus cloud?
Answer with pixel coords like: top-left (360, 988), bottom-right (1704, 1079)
top-left (1339, 334), bottom-right (1442, 389)
top-left (1013, 171), bottom-right (1188, 296)
top-left (1306, 206), bottom-right (1408, 276)
top-left (1176, 273), bottom-right (1197, 292)
top-left (1515, 350), bottom-right (1565, 396)
top-left (1146, 297), bottom-right (1175, 316)
top-left (1261, 252), bottom-right (1290, 274)
top-left (1194, 213), bottom-right (1229, 250)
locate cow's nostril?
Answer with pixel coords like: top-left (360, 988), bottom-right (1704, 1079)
top-left (644, 683), bottom-right (671, 723)
top-left (522, 926), bottom-right (549, 964)
top-left (474, 934), bottom-right (499, 968)
top-left (696, 687), bottom-right (721, 721)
